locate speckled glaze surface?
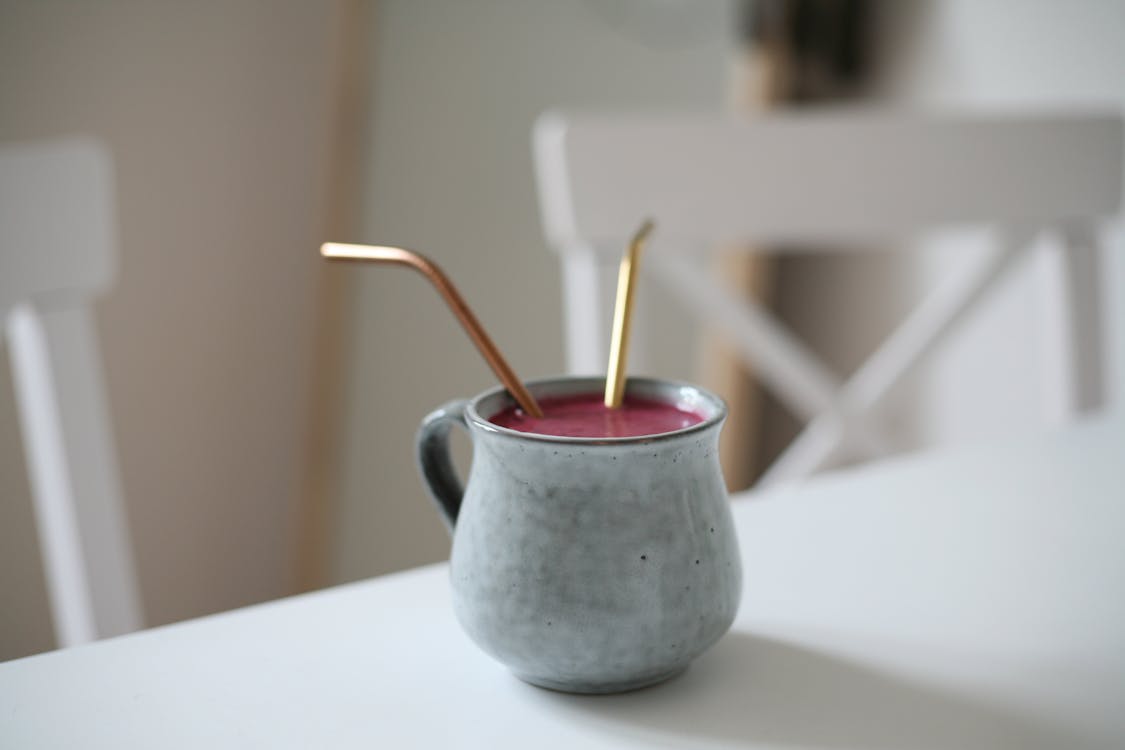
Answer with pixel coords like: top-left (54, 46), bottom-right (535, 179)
top-left (416, 376), bottom-right (742, 694)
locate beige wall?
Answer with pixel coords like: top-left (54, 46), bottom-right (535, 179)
top-left (0, 0), bottom-right (351, 659)
top-left (330, 0), bottom-right (736, 584)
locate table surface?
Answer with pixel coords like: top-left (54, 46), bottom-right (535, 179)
top-left (4, 416), bottom-right (1124, 749)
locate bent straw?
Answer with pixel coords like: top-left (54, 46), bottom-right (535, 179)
top-left (321, 242), bottom-right (543, 418)
top-left (604, 220), bottom-right (655, 409)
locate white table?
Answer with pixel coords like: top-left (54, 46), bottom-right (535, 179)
top-left (4, 417), bottom-right (1124, 749)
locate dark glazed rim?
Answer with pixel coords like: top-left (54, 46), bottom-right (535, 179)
top-left (464, 376), bottom-right (728, 445)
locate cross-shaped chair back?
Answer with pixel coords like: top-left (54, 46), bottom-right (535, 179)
top-left (533, 111), bottom-right (1123, 484)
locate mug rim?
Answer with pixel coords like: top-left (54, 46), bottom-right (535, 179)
top-left (464, 375), bottom-right (728, 445)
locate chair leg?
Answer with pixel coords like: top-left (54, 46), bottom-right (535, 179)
top-left (7, 303), bottom-right (143, 646)
top-left (560, 247), bottom-right (612, 376)
top-left (8, 304), bottom-right (99, 647)
top-left (1058, 224), bottom-right (1106, 414)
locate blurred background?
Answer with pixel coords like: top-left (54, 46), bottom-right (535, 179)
top-left (2, 0), bottom-right (1123, 660)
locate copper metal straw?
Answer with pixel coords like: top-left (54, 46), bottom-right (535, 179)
top-left (604, 219), bottom-right (655, 408)
top-left (321, 242), bottom-right (543, 418)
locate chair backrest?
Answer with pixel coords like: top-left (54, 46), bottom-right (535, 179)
top-left (536, 111), bottom-right (1123, 248)
top-left (533, 111), bottom-right (1123, 484)
top-left (1, 138), bottom-right (142, 646)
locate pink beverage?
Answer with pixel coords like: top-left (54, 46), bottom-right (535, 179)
top-left (490, 392), bottom-right (705, 438)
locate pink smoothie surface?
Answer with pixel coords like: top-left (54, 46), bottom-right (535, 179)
top-left (489, 393), bottom-right (706, 438)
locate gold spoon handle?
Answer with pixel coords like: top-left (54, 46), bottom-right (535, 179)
top-left (604, 220), bottom-right (655, 409)
top-left (321, 242), bottom-right (543, 418)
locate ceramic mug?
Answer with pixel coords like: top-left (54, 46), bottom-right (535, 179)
top-left (416, 376), bottom-right (741, 693)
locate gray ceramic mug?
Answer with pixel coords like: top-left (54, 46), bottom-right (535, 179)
top-left (416, 376), bottom-right (741, 694)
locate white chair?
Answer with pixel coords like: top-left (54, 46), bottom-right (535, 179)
top-left (1, 138), bottom-right (143, 647)
top-left (533, 111), bottom-right (1123, 485)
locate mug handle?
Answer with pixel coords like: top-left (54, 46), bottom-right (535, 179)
top-left (415, 399), bottom-right (469, 532)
